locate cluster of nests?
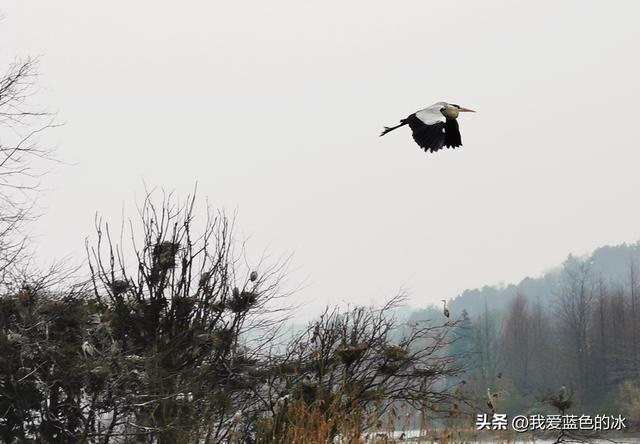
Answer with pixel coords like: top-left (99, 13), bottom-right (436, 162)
top-left (106, 240), bottom-right (263, 299)
top-left (109, 283), bottom-right (260, 314)
top-left (335, 343), bottom-right (419, 375)
top-left (226, 288), bottom-right (258, 313)
top-left (108, 249), bottom-right (261, 314)
top-left (210, 270), bottom-right (260, 313)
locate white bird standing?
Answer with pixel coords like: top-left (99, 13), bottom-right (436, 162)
top-left (81, 340), bottom-right (98, 358)
top-left (441, 299), bottom-right (450, 318)
top-left (380, 102), bottom-right (475, 153)
top-left (486, 388), bottom-right (497, 414)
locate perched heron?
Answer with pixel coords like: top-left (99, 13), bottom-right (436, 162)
top-left (441, 299), bottom-right (450, 318)
top-left (550, 385), bottom-right (572, 412)
top-left (486, 388), bottom-right (496, 414)
top-left (558, 385), bottom-right (567, 398)
top-left (81, 340), bottom-right (98, 358)
top-left (380, 102), bottom-right (475, 153)
top-left (486, 388), bottom-right (506, 415)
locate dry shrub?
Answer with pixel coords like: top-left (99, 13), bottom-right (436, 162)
top-left (256, 397), bottom-right (372, 444)
top-left (336, 342), bottom-right (369, 366)
top-left (618, 379), bottom-right (640, 426)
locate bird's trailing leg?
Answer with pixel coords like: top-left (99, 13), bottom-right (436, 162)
top-left (379, 119), bottom-right (408, 137)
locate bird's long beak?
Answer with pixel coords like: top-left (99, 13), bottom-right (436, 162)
top-left (459, 107), bottom-right (476, 113)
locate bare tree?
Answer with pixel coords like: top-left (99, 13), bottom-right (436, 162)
top-left (629, 258), bottom-right (639, 370)
top-left (502, 293), bottom-right (535, 391)
top-left (555, 256), bottom-right (594, 399)
top-left (591, 278), bottom-right (609, 384)
top-left (86, 189), bottom-right (290, 443)
top-left (0, 57), bottom-right (58, 280)
top-left (472, 301), bottom-right (502, 390)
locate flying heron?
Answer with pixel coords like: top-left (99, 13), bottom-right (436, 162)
top-left (380, 102), bottom-right (475, 153)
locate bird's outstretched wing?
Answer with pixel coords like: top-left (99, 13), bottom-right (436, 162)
top-left (444, 119), bottom-right (462, 148)
top-left (406, 115), bottom-right (446, 152)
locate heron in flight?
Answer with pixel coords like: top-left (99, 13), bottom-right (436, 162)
top-left (380, 102), bottom-right (475, 153)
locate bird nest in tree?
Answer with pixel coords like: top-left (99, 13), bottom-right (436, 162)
top-left (152, 241), bottom-right (180, 269)
top-left (228, 376), bottom-right (253, 390)
top-left (379, 346), bottom-right (409, 374)
top-left (335, 342), bottom-right (369, 366)
top-left (210, 301), bottom-right (226, 313)
top-left (296, 380), bottom-right (320, 405)
top-left (379, 362), bottom-right (404, 375)
top-left (111, 279), bottom-right (129, 296)
top-left (173, 296), bottom-right (197, 307)
top-left (275, 362), bottom-right (301, 376)
top-left (359, 389), bottom-right (384, 402)
top-left (226, 288), bottom-right (258, 313)
top-left (211, 327), bottom-right (235, 353)
top-left (17, 286), bottom-right (34, 305)
top-left (383, 345), bottom-right (408, 361)
top-left (414, 366), bottom-right (437, 378)
top-left (88, 366), bottom-right (111, 388)
top-left (198, 271), bottom-right (212, 288)
top-left (234, 354), bottom-right (257, 368)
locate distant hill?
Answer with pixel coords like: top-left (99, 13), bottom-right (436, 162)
top-left (412, 242), bottom-right (640, 320)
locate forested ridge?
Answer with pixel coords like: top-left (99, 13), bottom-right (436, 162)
top-left (408, 242), bottom-right (640, 418)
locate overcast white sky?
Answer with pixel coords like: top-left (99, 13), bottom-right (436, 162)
top-left (2, 1), bottom-right (639, 319)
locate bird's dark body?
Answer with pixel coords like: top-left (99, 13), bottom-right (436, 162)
top-left (403, 114), bottom-right (462, 153)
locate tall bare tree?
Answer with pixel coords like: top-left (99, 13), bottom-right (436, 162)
top-left (502, 293), bottom-right (534, 391)
top-left (0, 57), bottom-right (57, 280)
top-left (86, 190), bottom-right (290, 443)
top-left (555, 256), bottom-right (594, 400)
top-left (629, 258), bottom-right (639, 369)
top-left (472, 301), bottom-right (502, 389)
